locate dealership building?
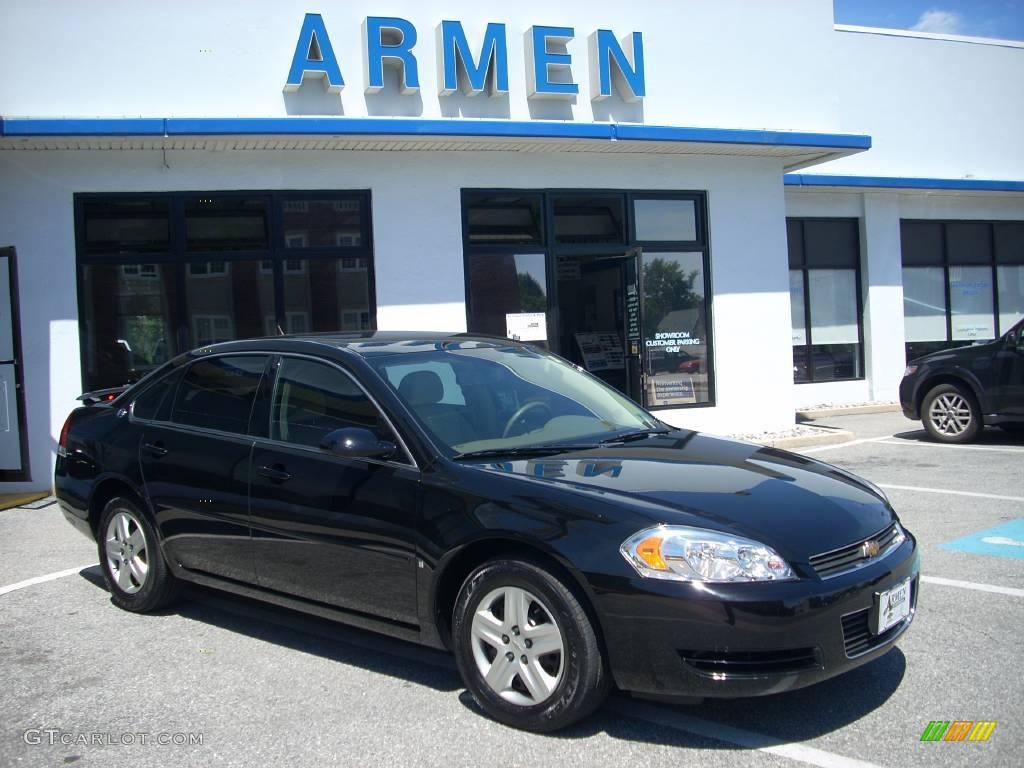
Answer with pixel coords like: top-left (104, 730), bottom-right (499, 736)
top-left (0, 0), bottom-right (1022, 491)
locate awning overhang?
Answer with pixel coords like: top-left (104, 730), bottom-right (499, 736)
top-left (0, 117), bottom-right (870, 171)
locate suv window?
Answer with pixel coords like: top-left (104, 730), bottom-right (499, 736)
top-left (271, 357), bottom-right (397, 452)
top-left (172, 356), bottom-right (267, 434)
top-left (132, 367), bottom-right (183, 421)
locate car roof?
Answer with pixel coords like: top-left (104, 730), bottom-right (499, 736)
top-left (191, 331), bottom-right (527, 358)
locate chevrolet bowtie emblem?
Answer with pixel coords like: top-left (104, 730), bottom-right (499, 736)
top-left (862, 539), bottom-right (880, 558)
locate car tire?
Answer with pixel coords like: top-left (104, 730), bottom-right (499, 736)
top-left (921, 383), bottom-right (981, 443)
top-left (97, 496), bottom-right (180, 612)
top-left (452, 558), bottom-right (610, 732)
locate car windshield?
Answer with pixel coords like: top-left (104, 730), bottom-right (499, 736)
top-left (367, 342), bottom-right (661, 457)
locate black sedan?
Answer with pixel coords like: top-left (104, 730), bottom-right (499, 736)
top-left (56, 333), bottom-right (918, 732)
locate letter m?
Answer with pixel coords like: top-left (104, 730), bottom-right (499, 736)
top-left (920, 721), bottom-right (949, 741)
top-left (436, 21), bottom-right (508, 96)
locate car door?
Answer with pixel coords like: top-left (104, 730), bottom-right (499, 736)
top-left (992, 320), bottom-right (1024, 416)
top-left (248, 355), bottom-right (420, 625)
top-left (138, 353), bottom-right (268, 583)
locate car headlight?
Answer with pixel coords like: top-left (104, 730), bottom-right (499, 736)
top-left (903, 365), bottom-right (918, 377)
top-left (620, 526), bottom-right (796, 583)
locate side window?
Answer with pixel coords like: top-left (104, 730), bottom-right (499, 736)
top-left (172, 356), bottom-right (267, 434)
top-left (131, 367), bottom-right (183, 421)
top-left (271, 358), bottom-right (396, 451)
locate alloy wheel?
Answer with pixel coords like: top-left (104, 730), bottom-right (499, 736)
top-left (927, 393), bottom-right (973, 437)
top-left (470, 586), bottom-right (565, 706)
top-left (104, 510), bottom-right (149, 594)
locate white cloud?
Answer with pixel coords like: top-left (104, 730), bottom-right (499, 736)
top-left (911, 9), bottom-right (963, 34)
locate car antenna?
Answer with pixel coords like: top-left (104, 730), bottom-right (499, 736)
top-left (276, 324), bottom-right (285, 336)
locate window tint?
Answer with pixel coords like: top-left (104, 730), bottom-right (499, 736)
top-left (185, 197), bottom-right (268, 252)
top-left (172, 356), bottom-right (267, 434)
top-left (553, 196), bottom-right (625, 245)
top-left (901, 221), bottom-right (943, 266)
top-left (83, 199), bottom-right (170, 256)
top-left (132, 368), bottom-right (182, 421)
top-left (804, 220), bottom-right (859, 268)
top-left (633, 198), bottom-right (697, 242)
top-left (466, 253), bottom-right (547, 343)
top-left (271, 358), bottom-right (392, 449)
top-left (464, 193), bottom-right (543, 245)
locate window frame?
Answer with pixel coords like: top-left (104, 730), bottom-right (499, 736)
top-left (787, 217), bottom-right (866, 384)
top-left (900, 219), bottom-right (1023, 361)
top-left (261, 353), bottom-right (417, 468)
top-left (163, 353), bottom-right (271, 437)
top-left (74, 190), bottom-right (376, 392)
top-left (460, 188), bottom-right (715, 410)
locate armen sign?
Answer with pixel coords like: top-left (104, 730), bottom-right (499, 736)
top-left (284, 13), bottom-right (645, 102)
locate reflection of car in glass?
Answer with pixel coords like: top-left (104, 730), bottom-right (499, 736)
top-left (675, 351), bottom-right (703, 374)
top-left (900, 318), bottom-right (1024, 443)
top-left (57, 333), bottom-right (917, 733)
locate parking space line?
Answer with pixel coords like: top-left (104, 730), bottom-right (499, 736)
top-left (922, 576), bottom-right (1024, 598)
top-left (799, 436), bottom-right (895, 455)
top-left (0, 563), bottom-right (97, 596)
top-left (879, 484), bottom-right (1024, 503)
top-left (612, 700), bottom-right (885, 768)
top-left (872, 439), bottom-right (1024, 454)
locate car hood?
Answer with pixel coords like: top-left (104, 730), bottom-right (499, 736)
top-left (911, 339), bottom-right (998, 366)
top-left (468, 431), bottom-right (894, 562)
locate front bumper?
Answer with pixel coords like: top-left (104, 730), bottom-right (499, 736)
top-left (596, 535), bottom-right (919, 698)
top-left (899, 376), bottom-right (920, 420)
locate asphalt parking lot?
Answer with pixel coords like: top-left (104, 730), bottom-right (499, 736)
top-left (1, 411), bottom-right (1021, 767)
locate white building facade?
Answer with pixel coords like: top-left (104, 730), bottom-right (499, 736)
top-left (0, 0), bottom-right (1022, 491)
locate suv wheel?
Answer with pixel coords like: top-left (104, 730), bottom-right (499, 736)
top-left (98, 496), bottom-right (180, 612)
top-left (452, 559), bottom-right (610, 732)
top-left (921, 383), bottom-right (980, 443)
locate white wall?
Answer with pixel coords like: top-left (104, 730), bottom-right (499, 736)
top-left (0, 148), bottom-right (796, 490)
top-left (0, 0), bottom-right (840, 132)
top-left (816, 28), bottom-right (1024, 180)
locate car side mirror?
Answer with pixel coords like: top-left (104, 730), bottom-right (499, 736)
top-left (320, 427), bottom-right (397, 460)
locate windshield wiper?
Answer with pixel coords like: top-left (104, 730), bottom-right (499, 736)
top-left (453, 444), bottom-right (599, 461)
top-left (598, 428), bottom-right (671, 445)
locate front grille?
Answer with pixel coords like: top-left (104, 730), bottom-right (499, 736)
top-left (679, 648), bottom-right (821, 677)
top-left (809, 523), bottom-right (903, 579)
top-left (841, 608), bottom-right (907, 657)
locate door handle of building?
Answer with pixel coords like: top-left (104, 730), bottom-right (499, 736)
top-left (257, 464), bottom-right (292, 482)
top-left (143, 442), bottom-right (168, 457)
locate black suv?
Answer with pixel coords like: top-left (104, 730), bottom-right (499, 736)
top-left (900, 318), bottom-right (1024, 443)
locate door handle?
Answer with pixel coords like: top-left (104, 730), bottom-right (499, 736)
top-left (257, 464), bottom-right (292, 482)
top-left (143, 442), bottom-right (168, 457)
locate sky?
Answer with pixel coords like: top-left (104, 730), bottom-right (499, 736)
top-left (833, 0), bottom-right (1024, 41)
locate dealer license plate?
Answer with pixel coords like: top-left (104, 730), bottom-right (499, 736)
top-left (875, 578), bottom-right (912, 634)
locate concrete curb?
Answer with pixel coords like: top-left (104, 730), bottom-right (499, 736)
top-left (797, 403), bottom-right (901, 420)
top-left (746, 428), bottom-right (856, 450)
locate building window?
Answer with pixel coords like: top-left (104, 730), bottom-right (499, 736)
top-left (787, 219), bottom-right (864, 383)
top-left (462, 190), bottom-right (714, 409)
top-left (901, 220), bottom-right (1024, 361)
top-left (188, 261), bottom-right (228, 277)
top-left (76, 192), bottom-right (375, 390)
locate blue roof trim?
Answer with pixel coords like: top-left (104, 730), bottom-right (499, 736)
top-left (1, 118), bottom-right (168, 136)
top-left (615, 124), bottom-right (871, 150)
top-left (0, 116), bottom-right (871, 150)
top-left (785, 173), bottom-right (1024, 192)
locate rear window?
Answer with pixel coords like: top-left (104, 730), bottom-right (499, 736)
top-left (171, 356), bottom-right (267, 434)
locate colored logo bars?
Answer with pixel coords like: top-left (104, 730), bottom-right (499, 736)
top-left (920, 721), bottom-right (997, 742)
